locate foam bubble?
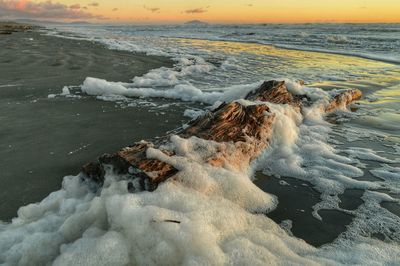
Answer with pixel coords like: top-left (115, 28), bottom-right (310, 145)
top-left (254, 97), bottom-right (383, 220)
top-left (81, 77), bottom-right (259, 105)
top-left (345, 147), bottom-right (398, 163)
top-left (183, 109), bottom-right (204, 119)
top-left (1, 130), bottom-right (399, 265)
top-left (371, 164), bottom-right (400, 181)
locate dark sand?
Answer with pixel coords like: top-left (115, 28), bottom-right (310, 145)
top-left (254, 173), bottom-right (354, 247)
top-left (0, 29), bottom-right (188, 221)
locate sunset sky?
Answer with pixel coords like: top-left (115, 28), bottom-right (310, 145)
top-left (0, 0), bottom-right (399, 23)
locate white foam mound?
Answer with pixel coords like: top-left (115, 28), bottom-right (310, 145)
top-left (75, 50), bottom-right (260, 105)
top-left (2, 136), bottom-right (399, 265)
top-left (81, 77), bottom-right (258, 105)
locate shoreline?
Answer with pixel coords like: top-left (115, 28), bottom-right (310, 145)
top-left (0, 26), bottom-right (185, 221)
top-left (43, 22), bottom-right (400, 66)
top-left (113, 32), bottom-right (400, 66)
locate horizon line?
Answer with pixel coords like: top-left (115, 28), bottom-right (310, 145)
top-left (3, 18), bottom-right (400, 25)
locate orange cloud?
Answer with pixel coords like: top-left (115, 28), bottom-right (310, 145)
top-left (15, 0), bottom-right (27, 10)
top-left (69, 4), bottom-right (80, 10)
top-left (0, 0), bottom-right (106, 20)
top-left (185, 7), bottom-right (209, 14)
top-left (143, 5), bottom-right (160, 13)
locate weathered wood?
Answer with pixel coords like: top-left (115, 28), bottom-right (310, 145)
top-left (180, 102), bottom-right (272, 142)
top-left (245, 80), bottom-right (309, 108)
top-left (81, 80), bottom-right (362, 191)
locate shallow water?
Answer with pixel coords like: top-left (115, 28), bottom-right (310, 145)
top-left (53, 23), bottom-right (400, 64)
top-left (0, 24), bottom-right (400, 265)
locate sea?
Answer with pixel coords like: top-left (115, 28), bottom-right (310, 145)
top-left (1, 23), bottom-right (400, 265)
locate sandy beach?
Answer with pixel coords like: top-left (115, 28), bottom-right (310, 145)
top-left (0, 27), bottom-right (187, 221)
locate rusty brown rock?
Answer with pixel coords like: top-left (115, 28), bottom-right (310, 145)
top-left (325, 88), bottom-right (362, 113)
top-left (245, 80), bottom-right (310, 108)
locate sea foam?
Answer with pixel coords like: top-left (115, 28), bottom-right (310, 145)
top-left (2, 81), bottom-right (400, 265)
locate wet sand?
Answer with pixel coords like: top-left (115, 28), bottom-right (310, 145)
top-left (254, 173), bottom-right (354, 247)
top-left (0, 29), bottom-right (188, 221)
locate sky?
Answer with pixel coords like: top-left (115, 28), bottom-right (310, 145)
top-left (0, 0), bottom-right (399, 23)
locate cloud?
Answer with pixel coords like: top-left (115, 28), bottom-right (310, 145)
top-left (69, 4), bottom-right (80, 10)
top-left (143, 5), bottom-right (160, 13)
top-left (112, 8), bottom-right (118, 12)
top-left (0, 0), bottom-right (106, 20)
top-left (88, 2), bottom-right (98, 7)
top-left (185, 7), bottom-right (208, 14)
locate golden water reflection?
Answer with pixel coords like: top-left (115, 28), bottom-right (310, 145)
top-left (175, 38), bottom-right (400, 137)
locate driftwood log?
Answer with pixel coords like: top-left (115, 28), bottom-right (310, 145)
top-left (82, 80), bottom-right (362, 191)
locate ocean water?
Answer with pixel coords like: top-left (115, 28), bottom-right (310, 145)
top-left (1, 23), bottom-right (400, 265)
top-left (52, 23), bottom-right (400, 64)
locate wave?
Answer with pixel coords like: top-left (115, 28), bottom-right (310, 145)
top-left (211, 37), bottom-right (400, 65)
top-left (45, 26), bottom-right (400, 66)
top-left (154, 35), bottom-right (400, 65)
top-left (272, 43), bottom-right (400, 65)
